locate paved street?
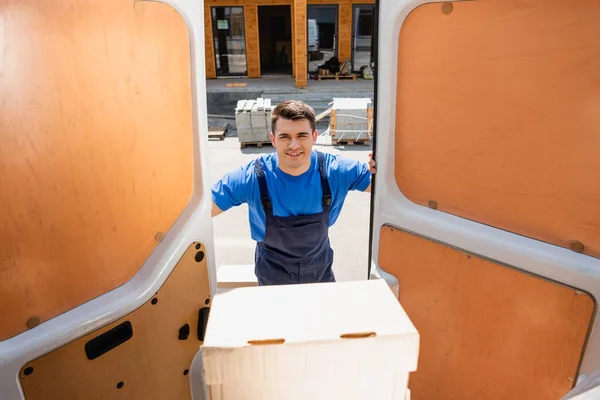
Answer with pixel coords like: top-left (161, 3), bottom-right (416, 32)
top-left (208, 129), bottom-right (373, 282)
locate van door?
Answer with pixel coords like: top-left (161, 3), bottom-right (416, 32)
top-left (372, 0), bottom-right (600, 399)
top-left (0, 0), bottom-right (216, 399)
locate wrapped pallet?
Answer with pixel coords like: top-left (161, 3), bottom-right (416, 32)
top-left (251, 98), bottom-right (273, 142)
top-left (265, 98), bottom-right (273, 137)
top-left (235, 98), bottom-right (274, 147)
top-left (330, 97), bottom-right (372, 145)
top-left (202, 279), bottom-right (420, 400)
top-left (250, 98), bottom-right (267, 142)
top-left (234, 99), bottom-right (254, 143)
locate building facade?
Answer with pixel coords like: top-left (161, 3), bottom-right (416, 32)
top-left (204, 0), bottom-right (375, 87)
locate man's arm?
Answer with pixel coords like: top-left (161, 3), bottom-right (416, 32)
top-left (211, 163), bottom-right (252, 217)
top-left (334, 152), bottom-right (376, 193)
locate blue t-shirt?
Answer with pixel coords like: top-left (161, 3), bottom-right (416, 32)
top-left (212, 151), bottom-right (371, 242)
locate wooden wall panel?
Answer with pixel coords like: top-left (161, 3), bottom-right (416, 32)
top-left (0, 0), bottom-right (194, 340)
top-left (378, 226), bottom-right (595, 400)
top-left (292, 3), bottom-right (296, 78)
top-left (395, 0), bottom-right (600, 258)
top-left (245, 4), bottom-right (261, 78)
top-left (204, 4), bottom-right (216, 79)
top-left (293, 0), bottom-right (308, 87)
top-left (337, 0), bottom-right (352, 62)
top-left (20, 243), bottom-right (211, 400)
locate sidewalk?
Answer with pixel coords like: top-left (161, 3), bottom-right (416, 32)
top-left (206, 76), bottom-right (374, 94)
top-left (205, 76), bottom-right (375, 115)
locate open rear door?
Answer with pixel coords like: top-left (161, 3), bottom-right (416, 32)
top-left (372, 0), bottom-right (600, 398)
top-left (0, 1), bottom-right (216, 399)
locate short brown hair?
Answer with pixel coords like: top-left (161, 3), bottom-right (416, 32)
top-left (271, 100), bottom-right (316, 133)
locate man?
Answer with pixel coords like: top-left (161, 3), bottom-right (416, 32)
top-left (211, 100), bottom-right (376, 285)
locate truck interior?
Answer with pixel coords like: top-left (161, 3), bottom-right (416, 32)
top-left (1, 0), bottom-right (599, 399)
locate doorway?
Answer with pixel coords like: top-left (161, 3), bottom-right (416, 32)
top-left (351, 4), bottom-right (375, 73)
top-left (307, 5), bottom-right (338, 74)
top-left (211, 6), bottom-right (247, 76)
top-left (258, 6), bottom-right (293, 75)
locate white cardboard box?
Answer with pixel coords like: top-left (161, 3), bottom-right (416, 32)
top-left (202, 279), bottom-right (419, 400)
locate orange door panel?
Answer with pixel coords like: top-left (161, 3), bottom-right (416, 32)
top-left (378, 226), bottom-right (595, 400)
top-left (0, 0), bottom-right (194, 340)
top-left (19, 243), bottom-right (210, 400)
top-left (395, 0), bottom-right (600, 258)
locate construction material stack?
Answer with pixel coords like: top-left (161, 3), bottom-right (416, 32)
top-left (329, 98), bottom-right (373, 145)
top-left (201, 279), bottom-right (419, 400)
top-left (235, 98), bottom-right (274, 148)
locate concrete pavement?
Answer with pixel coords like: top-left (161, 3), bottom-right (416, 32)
top-left (208, 133), bottom-right (373, 283)
top-left (205, 76), bottom-right (374, 116)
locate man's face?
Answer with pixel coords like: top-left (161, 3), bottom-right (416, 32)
top-left (270, 117), bottom-right (317, 175)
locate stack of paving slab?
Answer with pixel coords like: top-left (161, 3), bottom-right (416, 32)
top-left (330, 98), bottom-right (372, 143)
top-left (235, 98), bottom-right (274, 144)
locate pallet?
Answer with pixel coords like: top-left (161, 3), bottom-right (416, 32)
top-left (332, 138), bottom-right (371, 146)
top-left (317, 73), bottom-right (357, 81)
top-left (240, 141), bottom-right (272, 149)
top-left (208, 125), bottom-right (228, 141)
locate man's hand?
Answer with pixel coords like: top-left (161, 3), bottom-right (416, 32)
top-left (365, 152), bottom-right (376, 192)
top-left (367, 152), bottom-right (376, 174)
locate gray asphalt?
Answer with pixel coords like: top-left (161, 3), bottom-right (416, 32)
top-left (208, 126), bottom-right (372, 282)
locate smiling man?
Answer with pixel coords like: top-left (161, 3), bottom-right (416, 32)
top-left (211, 100), bottom-right (376, 286)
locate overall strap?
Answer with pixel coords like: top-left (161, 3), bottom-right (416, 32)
top-left (254, 158), bottom-right (272, 211)
top-left (316, 151), bottom-right (332, 207)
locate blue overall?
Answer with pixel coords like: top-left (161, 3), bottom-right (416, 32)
top-left (254, 151), bottom-right (335, 286)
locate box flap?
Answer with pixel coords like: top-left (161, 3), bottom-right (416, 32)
top-left (202, 280), bottom-right (419, 384)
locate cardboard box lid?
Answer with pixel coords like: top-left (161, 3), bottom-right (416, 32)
top-left (202, 280), bottom-right (419, 385)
